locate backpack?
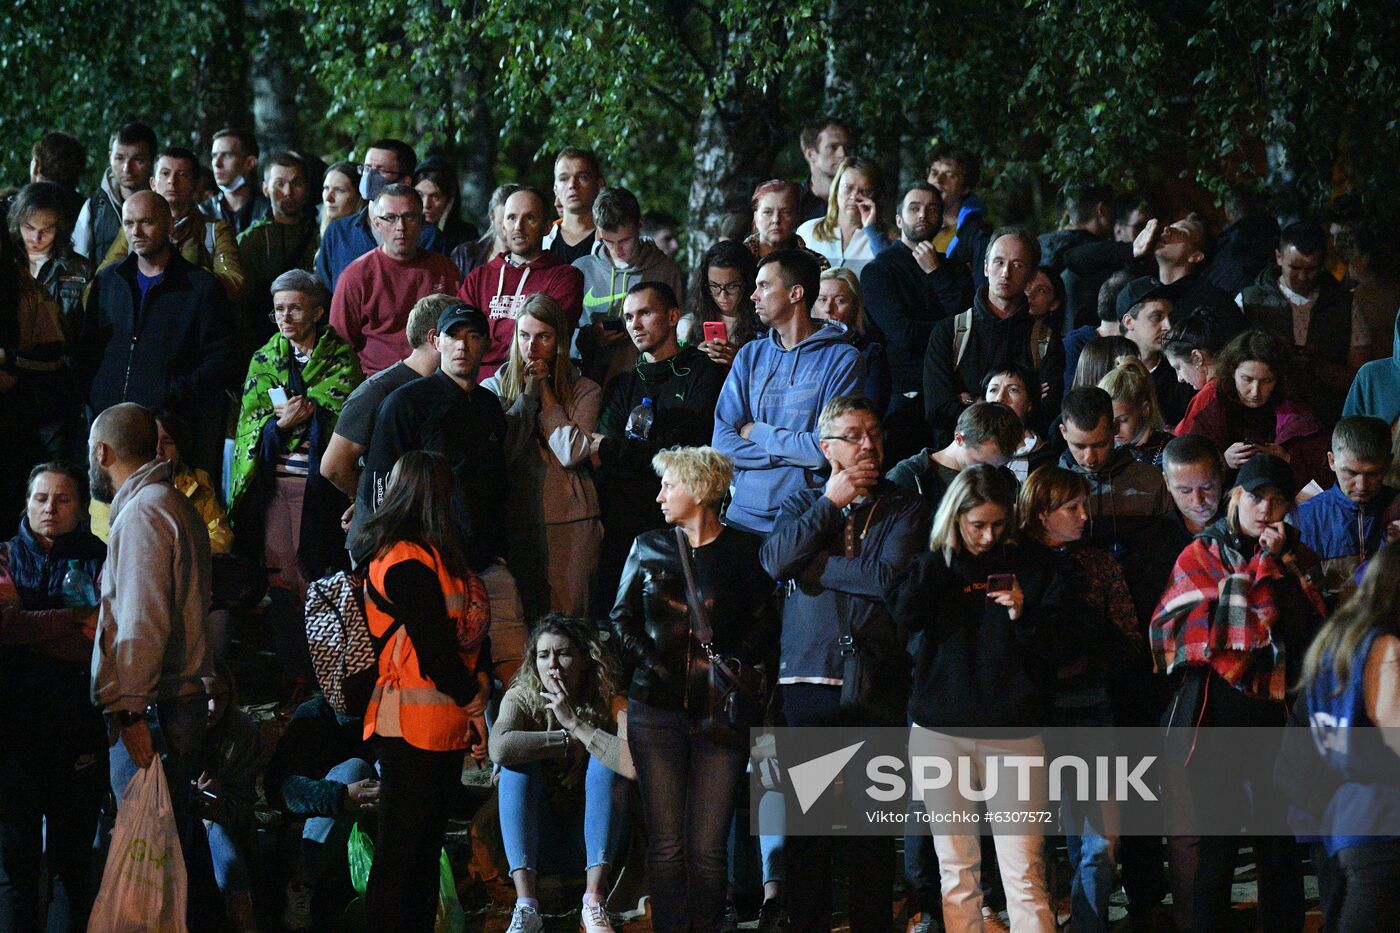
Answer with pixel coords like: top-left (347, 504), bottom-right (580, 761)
top-left (304, 571), bottom-right (401, 716)
top-left (951, 308), bottom-right (1053, 370)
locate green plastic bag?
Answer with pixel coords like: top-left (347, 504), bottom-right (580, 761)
top-left (347, 824), bottom-right (374, 896)
top-left (345, 824), bottom-right (465, 933)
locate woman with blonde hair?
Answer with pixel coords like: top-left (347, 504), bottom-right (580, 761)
top-left (483, 293), bottom-right (602, 622)
top-left (795, 156), bottom-right (883, 276)
top-left (813, 267), bottom-right (891, 413)
top-left (1099, 357), bottom-right (1171, 466)
top-left (887, 464), bottom-right (1065, 931)
top-left (610, 446), bottom-right (779, 933)
top-left (490, 614), bottom-right (635, 933)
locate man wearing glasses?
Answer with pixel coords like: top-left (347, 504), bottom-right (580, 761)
top-left (315, 138), bottom-right (446, 292)
top-left (759, 394), bottom-right (930, 932)
top-left (329, 184), bottom-right (459, 375)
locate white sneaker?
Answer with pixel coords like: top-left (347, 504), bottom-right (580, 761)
top-left (507, 902), bottom-right (544, 933)
top-left (581, 900), bottom-right (615, 933)
top-left (281, 880), bottom-right (314, 930)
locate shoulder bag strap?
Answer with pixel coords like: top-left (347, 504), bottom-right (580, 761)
top-left (674, 525), bottom-right (715, 650)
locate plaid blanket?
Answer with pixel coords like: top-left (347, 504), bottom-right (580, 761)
top-left (1150, 528), bottom-right (1326, 700)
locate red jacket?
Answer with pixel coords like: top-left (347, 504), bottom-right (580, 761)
top-left (458, 252), bottom-right (583, 379)
top-left (1174, 379), bottom-right (1331, 492)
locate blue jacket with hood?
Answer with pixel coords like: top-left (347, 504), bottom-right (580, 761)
top-left (712, 321), bottom-right (863, 534)
top-left (1343, 313), bottom-right (1400, 426)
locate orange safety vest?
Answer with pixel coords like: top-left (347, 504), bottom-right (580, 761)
top-left (362, 541), bottom-right (485, 751)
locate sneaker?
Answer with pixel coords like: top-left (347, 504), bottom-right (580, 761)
top-left (507, 903), bottom-right (544, 933)
top-left (757, 898), bottom-right (790, 933)
top-left (980, 905), bottom-right (1010, 933)
top-left (280, 880), bottom-right (313, 930)
top-left (580, 900), bottom-right (615, 933)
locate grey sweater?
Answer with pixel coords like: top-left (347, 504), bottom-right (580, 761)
top-left (91, 459), bottom-right (212, 713)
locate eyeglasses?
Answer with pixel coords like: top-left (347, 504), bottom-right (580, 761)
top-left (706, 282), bottom-right (745, 297)
top-left (821, 428), bottom-right (885, 445)
top-left (268, 306), bottom-right (313, 322)
top-left (359, 163), bottom-right (397, 179)
top-left (377, 212), bottom-right (424, 228)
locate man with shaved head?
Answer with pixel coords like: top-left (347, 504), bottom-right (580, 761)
top-left (77, 190), bottom-right (233, 486)
top-left (88, 402), bottom-right (219, 924)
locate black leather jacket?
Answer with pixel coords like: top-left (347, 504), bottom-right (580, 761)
top-left (610, 525), bottom-right (779, 712)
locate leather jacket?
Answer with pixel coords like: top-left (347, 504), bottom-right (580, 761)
top-left (610, 525), bottom-right (779, 712)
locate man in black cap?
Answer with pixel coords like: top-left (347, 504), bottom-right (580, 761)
top-left (1117, 275), bottom-right (1192, 424)
top-left (354, 300), bottom-right (508, 574)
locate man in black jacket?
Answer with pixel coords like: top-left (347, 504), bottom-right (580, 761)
top-left (859, 183), bottom-right (971, 446)
top-left (587, 282), bottom-right (725, 621)
top-left (356, 303), bottom-right (505, 572)
top-left (1038, 183), bottom-right (1115, 331)
top-left (77, 190), bottom-right (233, 484)
top-left (1063, 212), bottom-right (1246, 343)
top-left (923, 227), bottom-right (1064, 445)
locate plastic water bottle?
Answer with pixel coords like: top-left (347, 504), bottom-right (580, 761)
top-left (61, 560), bottom-right (96, 608)
top-left (625, 397), bottom-right (655, 441)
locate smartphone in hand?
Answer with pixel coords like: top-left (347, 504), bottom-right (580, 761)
top-left (268, 386), bottom-right (289, 407)
top-left (986, 573), bottom-right (1016, 599)
top-left (702, 320), bottom-right (729, 344)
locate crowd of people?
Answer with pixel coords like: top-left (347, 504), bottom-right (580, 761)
top-left (1, 115), bottom-right (1399, 933)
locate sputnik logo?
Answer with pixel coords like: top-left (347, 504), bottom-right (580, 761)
top-left (787, 741), bottom-right (865, 814)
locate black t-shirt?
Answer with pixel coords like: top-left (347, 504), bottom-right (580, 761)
top-left (357, 369), bottom-right (509, 571)
top-left (548, 228), bottom-right (596, 265)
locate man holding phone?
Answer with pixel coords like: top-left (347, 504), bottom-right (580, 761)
top-left (760, 395), bottom-right (929, 931)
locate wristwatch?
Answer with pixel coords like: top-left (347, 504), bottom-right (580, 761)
top-left (111, 710), bottom-right (146, 728)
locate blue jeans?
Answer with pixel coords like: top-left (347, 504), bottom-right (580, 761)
top-left (109, 695), bottom-right (222, 932)
top-left (1052, 687), bottom-right (1119, 933)
top-left (498, 758), bottom-right (629, 875)
top-left (303, 758), bottom-right (377, 847)
top-left (204, 820), bottom-right (251, 898)
top-left (627, 699), bottom-right (746, 933)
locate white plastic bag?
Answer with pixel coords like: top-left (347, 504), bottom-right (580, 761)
top-left (89, 757), bottom-right (189, 933)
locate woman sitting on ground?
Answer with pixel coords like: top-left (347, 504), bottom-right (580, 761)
top-left (490, 614), bottom-right (635, 933)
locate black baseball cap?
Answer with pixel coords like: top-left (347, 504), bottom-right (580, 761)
top-left (1236, 454), bottom-right (1295, 499)
top-left (1115, 276), bottom-right (1174, 321)
top-left (436, 302), bottom-right (489, 337)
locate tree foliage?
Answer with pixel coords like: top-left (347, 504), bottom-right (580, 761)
top-left (3, 0), bottom-right (1399, 236)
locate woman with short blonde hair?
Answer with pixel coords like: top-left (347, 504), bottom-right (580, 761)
top-left (609, 446), bottom-right (779, 932)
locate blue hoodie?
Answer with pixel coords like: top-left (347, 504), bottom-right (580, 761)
top-left (1343, 313), bottom-right (1400, 424)
top-left (712, 321), bottom-right (863, 534)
